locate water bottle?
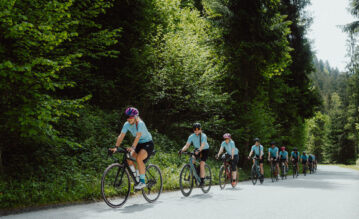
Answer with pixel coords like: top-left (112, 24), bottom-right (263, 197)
top-left (135, 170), bottom-right (140, 182)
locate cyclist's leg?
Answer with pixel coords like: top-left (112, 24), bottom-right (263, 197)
top-left (136, 149), bottom-right (148, 176)
top-left (231, 155), bottom-right (239, 180)
top-left (259, 159), bottom-right (264, 175)
top-left (199, 150), bottom-right (209, 179)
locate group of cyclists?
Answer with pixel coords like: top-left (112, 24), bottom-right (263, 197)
top-left (110, 107), bottom-right (317, 191)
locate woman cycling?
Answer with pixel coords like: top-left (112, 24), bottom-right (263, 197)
top-left (179, 123), bottom-right (210, 187)
top-left (110, 107), bottom-right (154, 189)
top-left (216, 133), bottom-right (239, 187)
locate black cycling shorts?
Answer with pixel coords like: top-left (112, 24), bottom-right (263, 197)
top-left (195, 149), bottom-right (209, 162)
top-left (135, 141), bottom-right (154, 162)
top-left (255, 156), bottom-right (264, 164)
top-left (292, 158), bottom-right (298, 163)
top-left (302, 160), bottom-right (307, 165)
top-left (231, 154), bottom-right (239, 171)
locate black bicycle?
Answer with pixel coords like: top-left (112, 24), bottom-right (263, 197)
top-left (302, 162), bottom-right (307, 176)
top-left (250, 156), bottom-right (263, 185)
top-left (218, 154), bottom-right (239, 189)
top-left (179, 151), bottom-right (212, 197)
top-left (309, 161), bottom-right (314, 174)
top-left (101, 147), bottom-right (163, 208)
top-left (269, 158), bottom-right (279, 182)
top-left (280, 160), bottom-right (287, 180)
top-left (292, 160), bottom-right (299, 178)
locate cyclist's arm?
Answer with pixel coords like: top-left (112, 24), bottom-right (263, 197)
top-left (181, 142), bottom-right (191, 152)
top-left (131, 132), bottom-right (142, 149)
top-left (115, 133), bottom-right (126, 147)
top-left (231, 148), bottom-right (234, 159)
top-left (217, 146), bottom-right (224, 157)
top-left (248, 149), bottom-right (253, 158)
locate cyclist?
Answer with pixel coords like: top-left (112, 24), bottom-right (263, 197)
top-left (301, 151), bottom-right (308, 172)
top-left (248, 138), bottom-right (264, 180)
top-left (308, 154), bottom-right (315, 171)
top-left (290, 147), bottom-right (300, 175)
top-left (179, 123), bottom-right (210, 187)
top-left (267, 141), bottom-right (279, 177)
top-left (109, 107), bottom-right (154, 190)
top-left (216, 133), bottom-right (239, 187)
top-left (279, 146), bottom-right (289, 174)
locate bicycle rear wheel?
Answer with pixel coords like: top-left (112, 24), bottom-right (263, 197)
top-left (219, 165), bottom-right (229, 189)
top-left (201, 164), bottom-right (212, 193)
top-left (179, 164), bottom-right (193, 197)
top-left (142, 164), bottom-right (163, 203)
top-left (251, 165), bottom-right (258, 185)
top-left (101, 163), bottom-right (130, 208)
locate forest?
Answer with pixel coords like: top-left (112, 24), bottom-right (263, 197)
top-left (0, 0), bottom-right (358, 209)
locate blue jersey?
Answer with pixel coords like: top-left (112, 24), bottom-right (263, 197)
top-left (291, 151), bottom-right (300, 159)
top-left (279, 151), bottom-right (288, 159)
top-left (268, 147), bottom-right (279, 158)
top-left (251, 145), bottom-right (263, 156)
top-left (221, 140), bottom-right (238, 155)
top-left (301, 154), bottom-right (308, 161)
top-left (187, 133), bottom-right (210, 150)
top-left (309, 154), bottom-right (315, 161)
top-left (121, 120), bottom-right (152, 143)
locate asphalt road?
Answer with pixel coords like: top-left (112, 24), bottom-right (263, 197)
top-left (2, 165), bottom-right (359, 219)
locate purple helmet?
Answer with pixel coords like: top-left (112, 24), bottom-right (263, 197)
top-left (125, 107), bottom-right (139, 117)
top-left (223, 133), bottom-right (231, 139)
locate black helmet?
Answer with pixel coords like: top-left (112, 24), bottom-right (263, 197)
top-left (293, 147), bottom-right (298, 151)
top-left (254, 137), bottom-right (260, 142)
top-left (270, 141), bottom-right (276, 145)
top-left (303, 151), bottom-right (306, 154)
top-left (192, 122), bottom-right (201, 130)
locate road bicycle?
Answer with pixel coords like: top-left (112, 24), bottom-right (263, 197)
top-left (292, 160), bottom-right (299, 178)
top-left (250, 156), bottom-right (263, 185)
top-left (269, 158), bottom-right (279, 182)
top-left (309, 161), bottom-right (314, 174)
top-left (280, 160), bottom-right (287, 180)
top-left (179, 151), bottom-right (212, 197)
top-left (302, 162), bottom-right (307, 176)
top-left (101, 147), bottom-right (163, 208)
top-left (218, 154), bottom-right (239, 189)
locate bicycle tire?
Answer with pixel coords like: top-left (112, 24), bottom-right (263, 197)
top-left (271, 164), bottom-right (275, 182)
top-left (201, 164), bottom-right (212, 193)
top-left (219, 165), bottom-right (228, 190)
top-left (251, 165), bottom-right (258, 185)
top-left (142, 164), bottom-right (163, 203)
top-left (101, 163), bottom-right (130, 208)
top-left (179, 164), bottom-right (193, 197)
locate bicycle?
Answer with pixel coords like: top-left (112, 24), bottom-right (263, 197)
top-left (179, 151), bottom-right (212, 197)
top-left (302, 162), bottom-right (307, 176)
top-left (269, 158), bottom-right (279, 182)
top-left (309, 161), bottom-right (313, 174)
top-left (292, 160), bottom-right (299, 178)
top-left (218, 154), bottom-right (239, 189)
top-left (249, 156), bottom-right (263, 185)
top-left (101, 147), bottom-right (163, 208)
top-left (280, 160), bottom-right (287, 180)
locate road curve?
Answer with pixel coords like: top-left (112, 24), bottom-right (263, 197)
top-left (2, 165), bottom-right (359, 219)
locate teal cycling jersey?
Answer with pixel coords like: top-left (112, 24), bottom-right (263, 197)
top-left (187, 133), bottom-right (210, 150)
top-left (251, 145), bottom-right (263, 156)
top-left (309, 154), bottom-right (315, 161)
top-left (268, 147), bottom-right (279, 158)
top-left (291, 151), bottom-right (300, 159)
top-left (121, 120), bottom-right (152, 143)
top-left (279, 151), bottom-right (288, 159)
top-left (301, 155), bottom-right (308, 161)
top-left (221, 140), bottom-right (238, 155)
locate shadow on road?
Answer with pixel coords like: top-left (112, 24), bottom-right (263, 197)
top-left (119, 201), bottom-right (161, 214)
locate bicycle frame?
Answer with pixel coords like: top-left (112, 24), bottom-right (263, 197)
top-left (108, 148), bottom-right (140, 185)
top-left (188, 155), bottom-right (202, 183)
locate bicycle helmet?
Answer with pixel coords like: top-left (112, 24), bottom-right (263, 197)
top-left (293, 147), bottom-right (298, 151)
top-left (254, 137), bottom-right (260, 142)
top-left (223, 133), bottom-right (231, 139)
top-left (192, 122), bottom-right (201, 130)
top-left (270, 141), bottom-right (276, 145)
top-left (125, 107), bottom-right (139, 117)
top-left (281, 146), bottom-right (285, 151)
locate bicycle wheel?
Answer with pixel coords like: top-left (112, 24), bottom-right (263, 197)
top-left (293, 165), bottom-right (296, 178)
top-left (201, 164), bottom-right (212, 193)
top-left (101, 163), bottom-right (130, 208)
top-left (303, 166), bottom-right (307, 176)
top-left (142, 164), bottom-right (163, 203)
top-left (179, 164), bottom-right (193, 197)
top-left (251, 165), bottom-right (258, 185)
top-left (219, 165), bottom-right (229, 190)
top-left (281, 164), bottom-right (284, 180)
top-left (270, 164), bottom-right (275, 182)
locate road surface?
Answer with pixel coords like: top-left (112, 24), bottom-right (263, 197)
top-left (2, 165), bottom-right (359, 219)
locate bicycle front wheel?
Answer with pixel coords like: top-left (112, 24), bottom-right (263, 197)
top-left (251, 165), bottom-right (258, 185)
top-left (142, 164), bottom-right (163, 203)
top-left (101, 163), bottom-right (130, 208)
top-left (201, 164), bottom-right (212, 193)
top-left (219, 165), bottom-right (229, 190)
top-left (270, 165), bottom-right (275, 182)
top-left (179, 164), bottom-right (193, 197)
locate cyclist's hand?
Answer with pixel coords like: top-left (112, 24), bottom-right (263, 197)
top-left (247, 156), bottom-right (250, 160)
top-left (178, 149), bottom-right (183, 155)
top-left (109, 148), bottom-right (117, 153)
top-left (195, 150), bottom-right (199, 155)
top-left (215, 154), bottom-right (219, 160)
top-left (126, 147), bottom-right (134, 152)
